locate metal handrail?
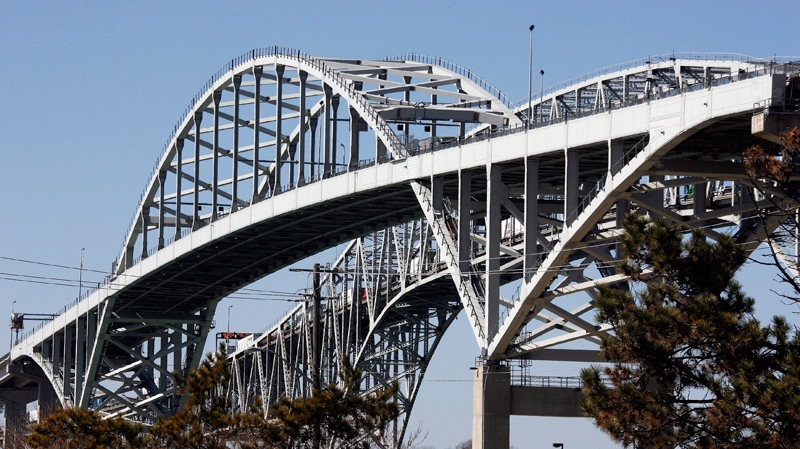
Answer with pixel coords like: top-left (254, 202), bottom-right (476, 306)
top-left (511, 52), bottom-right (800, 109)
top-left (383, 53), bottom-right (516, 110)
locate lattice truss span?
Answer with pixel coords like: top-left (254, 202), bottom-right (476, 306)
top-left (1, 48), bottom-right (798, 444)
top-left (117, 49), bottom-right (518, 272)
top-left (228, 221), bottom-right (461, 440)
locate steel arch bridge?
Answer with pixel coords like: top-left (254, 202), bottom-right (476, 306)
top-left (1, 47), bottom-right (798, 445)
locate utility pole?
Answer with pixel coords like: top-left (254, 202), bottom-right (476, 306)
top-left (312, 263), bottom-right (321, 391)
top-left (312, 263), bottom-right (322, 449)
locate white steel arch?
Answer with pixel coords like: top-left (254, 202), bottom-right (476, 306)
top-left (0, 49), bottom-right (796, 446)
top-left (116, 47), bottom-right (519, 275)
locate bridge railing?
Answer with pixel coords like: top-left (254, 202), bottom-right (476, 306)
top-left (384, 53), bottom-right (516, 111)
top-left (511, 53), bottom-right (800, 110)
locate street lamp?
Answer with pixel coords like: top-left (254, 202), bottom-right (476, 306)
top-left (527, 24), bottom-right (535, 126)
top-left (227, 305), bottom-right (233, 336)
top-left (78, 248), bottom-right (85, 299)
top-left (553, 444), bottom-right (564, 449)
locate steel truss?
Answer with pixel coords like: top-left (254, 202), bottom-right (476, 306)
top-left (1, 49), bottom-right (797, 443)
top-left (227, 220), bottom-right (462, 441)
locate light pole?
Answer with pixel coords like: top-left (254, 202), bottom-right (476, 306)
top-left (553, 444), bottom-right (564, 449)
top-left (78, 248), bottom-right (85, 299)
top-left (539, 69), bottom-right (545, 122)
top-left (227, 305), bottom-right (233, 336)
top-left (527, 24), bottom-right (535, 126)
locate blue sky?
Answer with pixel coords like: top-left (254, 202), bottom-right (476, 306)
top-left (1, 1), bottom-right (799, 447)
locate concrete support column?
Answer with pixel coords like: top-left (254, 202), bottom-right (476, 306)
top-left (288, 143), bottom-right (297, 185)
top-left (252, 66), bottom-right (263, 202)
top-left (274, 65), bottom-right (285, 194)
top-left (693, 182), bottom-right (707, 217)
top-left (158, 170), bottom-right (167, 249)
top-left (565, 149), bottom-right (579, 225)
top-left (160, 334), bottom-right (168, 393)
top-left (486, 164), bottom-right (502, 343)
top-left (609, 140), bottom-right (623, 176)
top-left (52, 333), bottom-right (62, 377)
top-left (609, 140), bottom-right (629, 232)
top-left (432, 176), bottom-right (443, 211)
top-left (331, 95), bottom-right (340, 171)
top-left (376, 135), bottom-right (387, 162)
top-left (524, 157), bottom-right (539, 283)
top-left (147, 339), bottom-right (155, 378)
top-left (75, 316), bottom-right (86, 401)
top-left (38, 380), bottom-right (58, 417)
top-left (172, 329), bottom-right (182, 379)
top-left (211, 89), bottom-right (222, 221)
top-left (86, 311), bottom-right (96, 372)
top-left (298, 71), bottom-right (308, 185)
top-left (192, 111), bottom-right (203, 228)
top-left (174, 139), bottom-right (184, 240)
top-left (323, 85), bottom-right (332, 175)
top-left (472, 365), bottom-right (510, 449)
top-left (349, 107), bottom-right (359, 170)
top-left (3, 398), bottom-right (28, 449)
top-left (140, 209), bottom-right (149, 260)
top-left (63, 325), bottom-right (73, 400)
top-left (645, 175), bottom-right (664, 219)
top-left (309, 117), bottom-right (318, 178)
top-left (231, 74), bottom-right (242, 212)
top-left (42, 339), bottom-right (51, 360)
top-left (459, 170), bottom-right (472, 274)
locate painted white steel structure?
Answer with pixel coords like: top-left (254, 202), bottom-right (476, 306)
top-left (1, 48), bottom-right (797, 445)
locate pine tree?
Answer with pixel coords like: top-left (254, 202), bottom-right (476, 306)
top-left (28, 349), bottom-right (400, 448)
top-left (581, 214), bottom-right (800, 448)
top-left (147, 348), bottom-right (238, 449)
top-left (239, 362), bottom-right (399, 449)
top-left (27, 407), bottom-right (145, 449)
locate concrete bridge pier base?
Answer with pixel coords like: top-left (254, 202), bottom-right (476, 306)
top-left (472, 365), bottom-right (510, 449)
top-left (0, 388), bottom-right (37, 449)
top-left (472, 365), bottom-right (586, 449)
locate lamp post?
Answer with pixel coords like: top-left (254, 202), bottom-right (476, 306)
top-left (227, 305), bottom-right (233, 336)
top-left (553, 444), bottom-right (564, 449)
top-left (78, 248), bottom-right (85, 299)
top-left (226, 305), bottom-right (233, 351)
top-left (527, 24), bottom-right (535, 126)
